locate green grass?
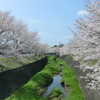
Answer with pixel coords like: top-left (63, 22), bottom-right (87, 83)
top-left (43, 56), bottom-right (61, 74)
top-left (56, 58), bottom-right (85, 100)
top-left (5, 56), bottom-right (61, 100)
top-left (47, 87), bottom-right (64, 100)
top-left (5, 72), bottom-right (51, 100)
top-left (4, 56), bottom-right (85, 100)
top-left (63, 66), bottom-right (85, 100)
top-left (0, 56), bottom-right (22, 69)
top-left (0, 55), bottom-right (44, 71)
top-left (86, 59), bottom-right (98, 66)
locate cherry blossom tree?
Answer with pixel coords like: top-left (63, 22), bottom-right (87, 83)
top-left (0, 11), bottom-right (49, 57)
top-left (72, 1), bottom-right (100, 90)
top-left (61, 0), bottom-right (100, 90)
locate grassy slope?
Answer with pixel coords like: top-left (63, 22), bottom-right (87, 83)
top-left (5, 56), bottom-right (61, 100)
top-left (56, 58), bottom-right (85, 100)
top-left (0, 55), bottom-right (43, 71)
top-left (4, 56), bottom-right (85, 100)
top-left (86, 59), bottom-right (98, 66)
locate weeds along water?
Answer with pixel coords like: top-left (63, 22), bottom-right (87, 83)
top-left (4, 56), bottom-right (85, 100)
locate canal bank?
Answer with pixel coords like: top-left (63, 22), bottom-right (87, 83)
top-left (5, 56), bottom-right (85, 100)
top-left (5, 56), bottom-right (62, 100)
top-left (55, 57), bottom-right (85, 100)
top-left (61, 55), bottom-right (100, 100)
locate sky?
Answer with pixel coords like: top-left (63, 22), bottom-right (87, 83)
top-left (0, 0), bottom-right (86, 46)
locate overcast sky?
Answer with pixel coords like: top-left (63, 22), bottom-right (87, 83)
top-left (0, 0), bottom-right (86, 46)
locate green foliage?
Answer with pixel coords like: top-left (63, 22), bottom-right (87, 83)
top-left (0, 57), bottom-right (22, 70)
top-left (5, 56), bottom-right (61, 100)
top-left (0, 55), bottom-right (44, 71)
top-left (43, 56), bottom-right (61, 74)
top-left (31, 71), bottom-right (53, 87)
top-left (87, 59), bottom-right (98, 66)
top-left (47, 87), bottom-right (64, 100)
top-left (4, 56), bottom-right (85, 100)
top-left (61, 63), bottom-right (85, 100)
top-left (54, 58), bottom-right (84, 100)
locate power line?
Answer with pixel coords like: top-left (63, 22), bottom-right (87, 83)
top-left (29, 27), bottom-right (67, 35)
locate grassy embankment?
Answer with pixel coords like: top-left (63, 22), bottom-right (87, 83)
top-left (2, 55), bottom-right (85, 100)
top-left (0, 55), bottom-right (44, 71)
top-left (56, 58), bottom-right (85, 100)
top-left (5, 56), bottom-right (61, 100)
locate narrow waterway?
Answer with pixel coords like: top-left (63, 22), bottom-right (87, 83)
top-left (43, 75), bottom-right (67, 98)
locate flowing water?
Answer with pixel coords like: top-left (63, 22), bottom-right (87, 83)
top-left (43, 75), bottom-right (67, 98)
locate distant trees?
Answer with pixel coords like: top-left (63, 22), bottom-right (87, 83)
top-left (60, 44), bottom-right (71, 56)
top-left (61, 1), bottom-right (100, 90)
top-left (0, 11), bottom-right (49, 56)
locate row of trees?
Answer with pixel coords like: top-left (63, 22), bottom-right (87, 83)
top-left (60, 0), bottom-right (100, 90)
top-left (0, 11), bottom-right (49, 56)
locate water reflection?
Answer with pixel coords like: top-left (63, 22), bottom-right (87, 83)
top-left (43, 75), bottom-right (67, 98)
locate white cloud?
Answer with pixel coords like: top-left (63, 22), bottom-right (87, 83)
top-left (78, 10), bottom-right (88, 15)
top-left (26, 18), bottom-right (40, 23)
